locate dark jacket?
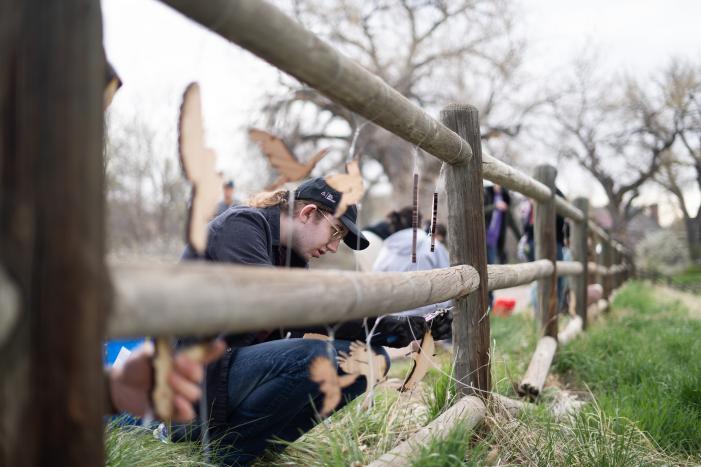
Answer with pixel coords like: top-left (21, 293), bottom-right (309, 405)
top-left (522, 188), bottom-right (570, 246)
top-left (180, 205), bottom-right (390, 429)
top-left (484, 186), bottom-right (522, 262)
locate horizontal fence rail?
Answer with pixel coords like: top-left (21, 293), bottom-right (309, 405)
top-left (487, 260), bottom-right (553, 291)
top-left (107, 258), bottom-right (631, 339)
top-left (555, 261), bottom-right (583, 276)
top-left (108, 262), bottom-right (480, 338)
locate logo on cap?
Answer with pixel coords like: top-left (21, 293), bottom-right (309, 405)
top-left (320, 191), bottom-right (336, 203)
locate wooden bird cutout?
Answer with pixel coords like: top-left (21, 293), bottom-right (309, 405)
top-left (152, 338), bottom-right (220, 423)
top-left (248, 128), bottom-right (329, 190)
top-left (103, 61), bottom-right (122, 111)
top-left (309, 356), bottom-right (359, 416)
top-left (337, 340), bottom-right (387, 409)
top-left (399, 331), bottom-right (436, 392)
top-left (178, 82), bottom-right (222, 255)
top-left (324, 160), bottom-right (365, 217)
top-left (152, 338), bottom-right (175, 422)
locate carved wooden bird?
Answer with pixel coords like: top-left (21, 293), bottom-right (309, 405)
top-left (178, 82), bottom-right (222, 255)
top-left (309, 356), bottom-right (359, 416)
top-left (399, 331), bottom-right (436, 392)
top-left (248, 128), bottom-right (329, 190)
top-left (338, 340), bottom-right (387, 409)
top-left (325, 160), bottom-right (365, 217)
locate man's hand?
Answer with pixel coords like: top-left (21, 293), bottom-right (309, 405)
top-left (108, 340), bottom-right (226, 422)
top-left (495, 200), bottom-right (508, 211)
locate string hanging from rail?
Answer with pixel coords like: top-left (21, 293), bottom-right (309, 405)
top-left (347, 117), bottom-right (370, 269)
top-left (430, 162), bottom-right (446, 253)
top-left (411, 145), bottom-right (421, 264)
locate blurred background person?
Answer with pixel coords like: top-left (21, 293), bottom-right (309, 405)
top-left (215, 179), bottom-right (240, 217)
top-left (373, 207), bottom-right (451, 317)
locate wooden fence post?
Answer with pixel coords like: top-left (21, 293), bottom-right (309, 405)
top-left (440, 104), bottom-right (490, 397)
top-left (0, 1), bottom-right (107, 464)
top-left (533, 165), bottom-right (558, 338)
top-left (602, 234), bottom-right (613, 299)
top-left (571, 198), bottom-right (589, 329)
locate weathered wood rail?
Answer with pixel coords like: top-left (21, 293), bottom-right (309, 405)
top-left (0, 0), bottom-right (634, 464)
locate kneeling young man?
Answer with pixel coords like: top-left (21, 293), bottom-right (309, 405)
top-left (180, 177), bottom-right (450, 465)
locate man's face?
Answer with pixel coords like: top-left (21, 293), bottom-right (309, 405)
top-left (223, 186), bottom-right (234, 202)
top-left (292, 204), bottom-right (348, 260)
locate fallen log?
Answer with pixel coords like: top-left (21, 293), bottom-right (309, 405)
top-left (368, 395), bottom-right (486, 467)
top-left (557, 316), bottom-right (583, 345)
top-left (518, 336), bottom-right (557, 398)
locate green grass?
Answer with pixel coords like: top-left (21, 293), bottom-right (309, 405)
top-left (263, 389), bottom-right (428, 466)
top-left (411, 423), bottom-right (484, 467)
top-left (554, 281), bottom-right (701, 456)
top-left (490, 312), bottom-right (539, 396)
top-left (671, 264), bottom-right (701, 289)
top-left (105, 419), bottom-right (216, 466)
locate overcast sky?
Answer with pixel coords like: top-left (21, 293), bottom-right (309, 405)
top-left (102, 0), bottom-right (701, 225)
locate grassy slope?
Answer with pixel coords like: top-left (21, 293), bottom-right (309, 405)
top-left (554, 281), bottom-right (701, 455)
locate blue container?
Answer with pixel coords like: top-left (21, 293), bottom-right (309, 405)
top-left (104, 338), bottom-right (145, 366)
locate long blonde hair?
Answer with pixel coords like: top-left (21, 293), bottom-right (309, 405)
top-left (247, 189), bottom-right (331, 216)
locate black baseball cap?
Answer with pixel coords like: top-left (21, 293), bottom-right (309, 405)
top-left (295, 177), bottom-right (369, 250)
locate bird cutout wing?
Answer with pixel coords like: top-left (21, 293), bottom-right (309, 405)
top-left (178, 82), bottom-right (222, 255)
top-left (337, 341), bottom-right (387, 410)
top-left (103, 61), bottom-right (122, 111)
top-left (309, 356), bottom-right (359, 417)
top-left (248, 128), bottom-right (330, 189)
top-left (325, 160), bottom-right (365, 217)
top-left (399, 331), bottom-right (436, 392)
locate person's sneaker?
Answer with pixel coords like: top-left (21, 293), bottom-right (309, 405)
top-left (153, 423), bottom-right (169, 443)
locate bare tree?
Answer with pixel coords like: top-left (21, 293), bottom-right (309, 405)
top-left (652, 60), bottom-right (701, 263)
top-left (256, 0), bottom-right (538, 212)
top-left (547, 60), bottom-right (680, 239)
top-left (105, 115), bottom-right (189, 258)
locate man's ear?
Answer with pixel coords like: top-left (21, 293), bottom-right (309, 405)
top-left (298, 204), bottom-right (317, 224)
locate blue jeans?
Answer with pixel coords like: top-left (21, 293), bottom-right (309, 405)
top-left (217, 338), bottom-right (389, 465)
top-left (530, 243), bottom-right (566, 312)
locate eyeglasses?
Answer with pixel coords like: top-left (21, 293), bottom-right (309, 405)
top-left (319, 210), bottom-right (348, 242)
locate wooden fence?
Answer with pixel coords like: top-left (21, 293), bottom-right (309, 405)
top-left (0, 0), bottom-right (633, 464)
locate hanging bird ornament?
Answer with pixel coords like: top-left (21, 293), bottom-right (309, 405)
top-left (309, 356), bottom-right (360, 417)
top-left (338, 341), bottom-right (388, 409)
top-left (325, 160), bottom-right (365, 217)
top-left (248, 128), bottom-right (330, 190)
top-left (152, 82), bottom-right (221, 424)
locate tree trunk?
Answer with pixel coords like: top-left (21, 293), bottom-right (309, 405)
top-left (686, 214), bottom-right (701, 264)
